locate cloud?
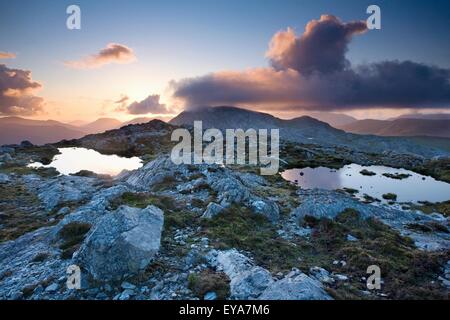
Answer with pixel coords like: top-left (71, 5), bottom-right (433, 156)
top-left (113, 94), bottom-right (129, 112)
top-left (126, 94), bottom-right (169, 115)
top-left (65, 43), bottom-right (136, 69)
top-left (0, 52), bottom-right (16, 59)
top-left (0, 64), bottom-right (45, 115)
top-left (171, 15), bottom-right (450, 111)
top-left (267, 15), bottom-right (367, 74)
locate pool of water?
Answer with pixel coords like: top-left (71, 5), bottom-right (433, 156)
top-left (281, 164), bottom-right (450, 204)
top-left (29, 147), bottom-right (143, 176)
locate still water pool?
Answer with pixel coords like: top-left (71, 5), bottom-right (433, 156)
top-left (281, 164), bottom-right (450, 204)
top-left (29, 147), bottom-right (143, 176)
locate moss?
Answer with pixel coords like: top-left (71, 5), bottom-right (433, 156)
top-left (411, 158), bottom-right (450, 183)
top-left (201, 205), bottom-right (302, 273)
top-left (58, 222), bottom-right (91, 259)
top-left (0, 165), bottom-right (58, 178)
top-left (280, 143), bottom-right (350, 170)
top-left (152, 175), bottom-right (177, 191)
top-left (382, 193), bottom-right (397, 201)
top-left (360, 169), bottom-right (376, 176)
top-left (406, 222), bottom-right (448, 234)
top-left (0, 183), bottom-right (59, 242)
top-left (191, 198), bottom-right (205, 208)
top-left (361, 194), bottom-right (380, 204)
top-left (113, 192), bottom-right (176, 211)
top-left (21, 284), bottom-right (38, 298)
top-left (31, 252), bottom-right (50, 263)
top-left (382, 173), bottom-right (411, 180)
top-left (188, 269), bottom-right (231, 300)
top-left (342, 187), bottom-right (359, 195)
top-left (410, 200), bottom-right (450, 218)
top-left (305, 209), bottom-right (449, 300)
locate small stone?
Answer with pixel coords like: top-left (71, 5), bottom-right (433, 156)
top-left (204, 292), bottom-right (217, 300)
top-left (45, 283), bottom-right (59, 292)
top-left (346, 234), bottom-right (358, 241)
top-left (118, 289), bottom-right (135, 300)
top-left (121, 281), bottom-right (136, 290)
top-left (334, 274), bottom-right (348, 281)
top-left (96, 293), bottom-right (108, 300)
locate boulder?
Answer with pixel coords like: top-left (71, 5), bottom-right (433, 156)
top-left (207, 249), bottom-right (274, 299)
top-left (201, 202), bottom-right (226, 219)
top-left (0, 173), bottom-right (11, 184)
top-left (20, 140), bottom-right (33, 147)
top-left (250, 200), bottom-right (279, 222)
top-left (309, 266), bottom-right (334, 284)
top-left (24, 174), bottom-right (99, 211)
top-left (76, 205), bottom-right (164, 281)
top-left (258, 269), bottom-right (332, 300)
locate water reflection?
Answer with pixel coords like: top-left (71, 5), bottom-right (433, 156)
top-left (281, 164), bottom-right (450, 204)
top-left (29, 147), bottom-right (143, 176)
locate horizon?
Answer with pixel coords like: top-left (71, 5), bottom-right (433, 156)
top-left (1, 0), bottom-right (450, 123)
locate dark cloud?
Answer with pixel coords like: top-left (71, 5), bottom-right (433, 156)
top-left (267, 15), bottom-right (367, 74)
top-left (127, 94), bottom-right (169, 115)
top-left (0, 64), bottom-right (44, 115)
top-left (65, 43), bottom-right (136, 69)
top-left (172, 15), bottom-right (450, 111)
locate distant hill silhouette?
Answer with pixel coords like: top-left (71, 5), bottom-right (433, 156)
top-left (338, 118), bottom-right (450, 138)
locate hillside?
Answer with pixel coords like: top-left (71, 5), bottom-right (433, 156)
top-left (338, 119), bottom-right (450, 138)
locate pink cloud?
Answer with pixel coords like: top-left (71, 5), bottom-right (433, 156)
top-left (65, 43), bottom-right (136, 69)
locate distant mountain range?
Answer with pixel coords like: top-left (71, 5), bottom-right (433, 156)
top-left (1, 108), bottom-right (449, 147)
top-left (390, 113), bottom-right (450, 120)
top-left (170, 106), bottom-right (447, 157)
top-left (0, 117), bottom-right (123, 145)
top-left (294, 112), bottom-right (357, 127)
top-left (337, 118), bottom-right (450, 138)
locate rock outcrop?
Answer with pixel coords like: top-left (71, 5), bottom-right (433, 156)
top-left (258, 269), bottom-right (332, 300)
top-left (76, 205), bottom-right (164, 281)
top-left (207, 249), bottom-right (332, 300)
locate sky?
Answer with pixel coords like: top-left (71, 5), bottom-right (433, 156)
top-left (0, 0), bottom-right (449, 122)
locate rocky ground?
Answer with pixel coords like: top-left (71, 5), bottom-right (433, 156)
top-left (0, 127), bottom-right (449, 300)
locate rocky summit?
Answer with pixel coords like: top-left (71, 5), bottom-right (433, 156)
top-left (0, 108), bottom-right (449, 300)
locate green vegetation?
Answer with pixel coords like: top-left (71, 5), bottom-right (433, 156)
top-left (112, 191), bottom-right (177, 211)
top-left (382, 172), bottom-right (411, 180)
top-left (410, 200), bottom-right (450, 218)
top-left (341, 187), bottom-right (359, 195)
top-left (31, 252), bottom-right (50, 263)
top-left (188, 269), bottom-right (231, 300)
top-left (152, 175), bottom-right (178, 191)
top-left (58, 222), bottom-right (91, 259)
top-left (300, 209), bottom-right (449, 300)
top-left (382, 193), bottom-right (397, 201)
top-left (201, 205), bottom-right (302, 273)
top-left (0, 165), bottom-right (58, 178)
top-left (361, 194), bottom-right (380, 204)
top-left (202, 206), bottom-right (449, 299)
top-left (359, 169), bottom-right (376, 176)
top-left (412, 158), bottom-right (450, 183)
top-left (281, 143), bottom-right (350, 170)
top-left (0, 183), bottom-right (58, 242)
top-left (406, 222), bottom-right (448, 234)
